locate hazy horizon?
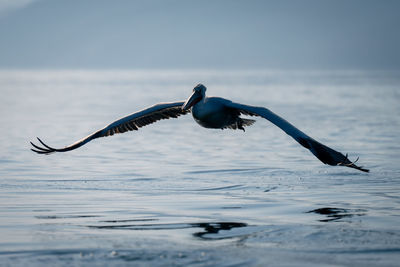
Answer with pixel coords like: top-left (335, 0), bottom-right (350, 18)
top-left (1, 0), bottom-right (399, 70)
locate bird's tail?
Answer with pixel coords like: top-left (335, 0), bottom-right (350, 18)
top-left (241, 118), bottom-right (256, 127)
top-left (225, 118), bottom-right (256, 131)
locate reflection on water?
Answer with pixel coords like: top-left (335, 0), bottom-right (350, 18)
top-left (192, 222), bottom-right (248, 240)
top-left (0, 70), bottom-right (400, 266)
top-left (307, 207), bottom-right (367, 222)
top-left (86, 221), bottom-right (248, 240)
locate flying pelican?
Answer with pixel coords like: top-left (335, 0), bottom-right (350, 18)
top-left (31, 84), bottom-right (368, 172)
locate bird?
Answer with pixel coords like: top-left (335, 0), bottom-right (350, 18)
top-left (30, 84), bottom-right (369, 172)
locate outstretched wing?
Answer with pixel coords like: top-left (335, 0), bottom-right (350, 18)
top-left (31, 101), bottom-right (189, 154)
top-left (226, 101), bottom-right (369, 172)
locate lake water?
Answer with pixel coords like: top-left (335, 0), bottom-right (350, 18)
top-left (0, 70), bottom-right (399, 266)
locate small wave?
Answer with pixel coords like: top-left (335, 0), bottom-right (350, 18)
top-left (100, 218), bottom-right (158, 223)
top-left (194, 184), bottom-right (244, 191)
top-left (36, 215), bottom-right (101, 219)
top-left (264, 186), bottom-right (278, 192)
top-left (88, 223), bottom-right (192, 230)
top-left (185, 167), bottom-right (272, 175)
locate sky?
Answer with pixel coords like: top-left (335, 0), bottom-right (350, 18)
top-left (0, 0), bottom-right (399, 70)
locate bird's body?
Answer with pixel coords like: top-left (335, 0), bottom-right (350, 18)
top-left (191, 97), bottom-right (253, 130)
top-left (31, 84), bottom-right (369, 172)
top-left (192, 97), bottom-right (229, 128)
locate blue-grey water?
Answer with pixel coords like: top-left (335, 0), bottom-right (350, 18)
top-left (0, 70), bottom-right (399, 266)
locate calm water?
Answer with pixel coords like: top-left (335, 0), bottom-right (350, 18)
top-left (0, 70), bottom-right (399, 266)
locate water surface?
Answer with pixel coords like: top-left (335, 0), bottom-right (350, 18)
top-left (0, 70), bottom-right (399, 266)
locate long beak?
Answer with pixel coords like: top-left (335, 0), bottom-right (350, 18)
top-left (182, 91), bottom-right (202, 111)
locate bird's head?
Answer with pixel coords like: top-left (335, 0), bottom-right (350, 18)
top-left (182, 84), bottom-right (206, 111)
